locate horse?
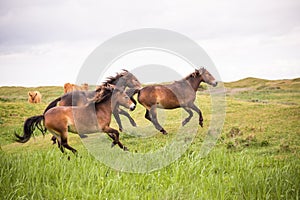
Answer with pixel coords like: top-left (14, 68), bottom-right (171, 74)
top-left (45, 69), bottom-right (141, 132)
top-left (137, 67), bottom-right (218, 134)
top-left (63, 83), bottom-right (89, 93)
top-left (15, 84), bottom-right (135, 153)
top-left (28, 91), bottom-right (42, 103)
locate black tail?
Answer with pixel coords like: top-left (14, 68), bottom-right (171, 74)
top-left (15, 115), bottom-right (46, 143)
top-left (43, 97), bottom-right (61, 114)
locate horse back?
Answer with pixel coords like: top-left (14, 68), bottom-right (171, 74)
top-left (138, 83), bottom-right (196, 109)
top-left (58, 91), bottom-right (95, 106)
top-left (44, 105), bottom-right (99, 134)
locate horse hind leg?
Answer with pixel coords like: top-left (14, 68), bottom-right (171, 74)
top-left (51, 135), bottom-right (57, 144)
top-left (149, 106), bottom-right (167, 135)
top-left (144, 109), bottom-right (151, 121)
top-left (61, 136), bottom-right (77, 154)
top-left (48, 130), bottom-right (64, 152)
top-left (182, 107), bottom-right (193, 126)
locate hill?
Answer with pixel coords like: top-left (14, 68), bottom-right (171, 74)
top-left (224, 77), bottom-right (300, 90)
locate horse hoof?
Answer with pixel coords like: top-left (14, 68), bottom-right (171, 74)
top-left (123, 146), bottom-right (129, 151)
top-left (111, 143), bottom-right (116, 148)
top-left (119, 128), bottom-right (123, 132)
top-left (200, 122), bottom-right (203, 127)
top-left (160, 129), bottom-right (168, 135)
top-left (182, 121), bottom-right (187, 126)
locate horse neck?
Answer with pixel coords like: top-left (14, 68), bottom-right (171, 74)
top-left (108, 76), bottom-right (126, 90)
top-left (94, 95), bottom-right (113, 113)
top-left (186, 75), bottom-right (203, 91)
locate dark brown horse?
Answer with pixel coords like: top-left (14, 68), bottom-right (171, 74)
top-left (15, 84), bottom-right (135, 153)
top-left (137, 67), bottom-right (218, 134)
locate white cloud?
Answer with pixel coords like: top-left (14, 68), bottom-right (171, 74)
top-left (0, 0), bottom-right (299, 86)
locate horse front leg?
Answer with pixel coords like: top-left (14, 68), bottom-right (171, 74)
top-left (118, 109), bottom-right (137, 127)
top-left (103, 126), bottom-right (128, 151)
top-left (189, 103), bottom-right (203, 127)
top-left (182, 107), bottom-right (193, 126)
top-left (149, 106), bottom-right (167, 135)
top-left (113, 107), bottom-right (123, 132)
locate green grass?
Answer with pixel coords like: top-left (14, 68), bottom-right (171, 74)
top-left (0, 78), bottom-right (299, 199)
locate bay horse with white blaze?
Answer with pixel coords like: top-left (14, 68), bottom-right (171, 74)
top-left (137, 67), bottom-right (218, 134)
top-left (15, 84), bottom-right (135, 153)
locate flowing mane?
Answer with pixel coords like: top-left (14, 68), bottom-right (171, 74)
top-left (92, 70), bottom-right (129, 104)
top-left (104, 69), bottom-right (128, 85)
top-left (92, 84), bottom-right (114, 104)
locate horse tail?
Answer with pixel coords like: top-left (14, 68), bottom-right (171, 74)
top-left (43, 97), bottom-right (61, 114)
top-left (137, 88), bottom-right (143, 103)
top-left (15, 115), bottom-right (46, 143)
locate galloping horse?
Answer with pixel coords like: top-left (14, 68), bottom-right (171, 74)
top-left (15, 84), bottom-right (135, 153)
top-left (137, 67), bottom-right (218, 134)
top-left (45, 70), bottom-right (141, 131)
top-left (43, 70), bottom-right (141, 144)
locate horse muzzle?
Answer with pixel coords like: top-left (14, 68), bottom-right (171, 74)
top-left (211, 81), bottom-right (218, 87)
top-left (129, 103), bottom-right (136, 111)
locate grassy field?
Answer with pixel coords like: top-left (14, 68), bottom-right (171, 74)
top-left (0, 78), bottom-right (299, 199)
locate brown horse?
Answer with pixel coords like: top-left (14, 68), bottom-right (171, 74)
top-left (137, 67), bottom-right (218, 134)
top-left (28, 91), bottom-right (42, 103)
top-left (44, 70), bottom-right (141, 132)
top-left (63, 83), bottom-right (89, 93)
top-left (15, 84), bottom-right (135, 153)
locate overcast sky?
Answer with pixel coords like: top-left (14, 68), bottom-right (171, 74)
top-left (0, 0), bottom-right (300, 86)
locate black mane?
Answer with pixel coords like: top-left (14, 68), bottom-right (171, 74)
top-left (104, 69), bottom-right (128, 85)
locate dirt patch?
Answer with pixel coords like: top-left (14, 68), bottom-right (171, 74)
top-left (226, 88), bottom-right (252, 95)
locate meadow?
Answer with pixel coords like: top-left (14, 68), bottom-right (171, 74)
top-left (0, 78), bottom-right (299, 199)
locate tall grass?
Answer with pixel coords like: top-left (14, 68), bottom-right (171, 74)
top-left (0, 80), bottom-right (299, 199)
top-left (1, 147), bottom-right (299, 199)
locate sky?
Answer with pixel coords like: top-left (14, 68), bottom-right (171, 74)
top-left (0, 0), bottom-right (300, 86)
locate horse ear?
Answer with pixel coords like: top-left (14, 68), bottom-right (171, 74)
top-left (120, 69), bottom-right (129, 76)
top-left (199, 67), bottom-right (205, 75)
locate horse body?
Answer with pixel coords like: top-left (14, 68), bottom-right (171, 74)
top-left (138, 68), bottom-right (218, 134)
top-left (44, 104), bottom-right (99, 135)
top-left (16, 86), bottom-right (135, 153)
top-left (139, 80), bottom-right (197, 110)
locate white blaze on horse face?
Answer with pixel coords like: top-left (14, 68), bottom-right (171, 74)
top-left (129, 103), bottom-right (136, 111)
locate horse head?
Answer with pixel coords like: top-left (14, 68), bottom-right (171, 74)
top-left (119, 69), bottom-right (142, 90)
top-left (196, 67), bottom-right (218, 87)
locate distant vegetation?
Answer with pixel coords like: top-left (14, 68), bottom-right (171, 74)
top-left (0, 78), bottom-right (299, 199)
